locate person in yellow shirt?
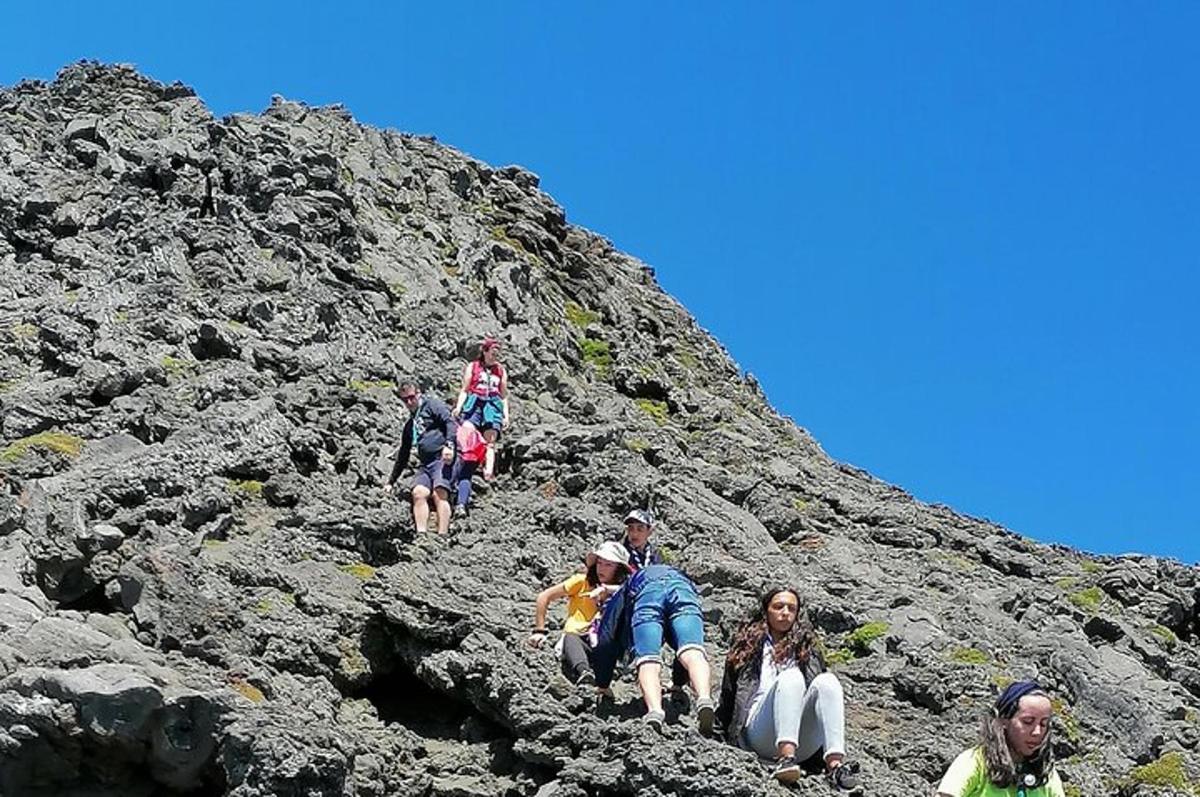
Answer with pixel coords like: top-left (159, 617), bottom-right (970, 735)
top-left (936, 681), bottom-right (1066, 797)
top-left (527, 541), bottom-right (631, 685)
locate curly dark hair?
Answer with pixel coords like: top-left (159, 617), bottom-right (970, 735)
top-left (725, 587), bottom-right (816, 670)
top-left (980, 688), bottom-right (1056, 787)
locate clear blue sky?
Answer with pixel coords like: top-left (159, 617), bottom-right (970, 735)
top-left (5, 3), bottom-right (1197, 562)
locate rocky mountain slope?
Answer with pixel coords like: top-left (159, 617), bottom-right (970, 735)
top-left (1, 62), bottom-right (1198, 797)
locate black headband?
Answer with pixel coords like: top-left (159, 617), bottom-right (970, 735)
top-left (994, 680), bottom-right (1045, 719)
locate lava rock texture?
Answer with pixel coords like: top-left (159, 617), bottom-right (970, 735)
top-left (2, 62), bottom-right (1199, 796)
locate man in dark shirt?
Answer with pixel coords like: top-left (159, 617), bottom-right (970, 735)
top-left (620, 508), bottom-right (662, 570)
top-left (384, 380), bottom-right (458, 534)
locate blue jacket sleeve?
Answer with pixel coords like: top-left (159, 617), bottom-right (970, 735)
top-left (591, 585), bottom-right (630, 689)
top-left (436, 399), bottom-right (459, 449)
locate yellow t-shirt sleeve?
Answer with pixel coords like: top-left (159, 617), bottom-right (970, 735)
top-left (936, 748), bottom-right (982, 797)
top-left (1046, 771), bottom-right (1066, 797)
top-left (561, 573), bottom-right (587, 596)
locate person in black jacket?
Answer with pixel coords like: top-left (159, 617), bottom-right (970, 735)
top-left (384, 381), bottom-right (457, 534)
top-left (715, 587), bottom-right (860, 790)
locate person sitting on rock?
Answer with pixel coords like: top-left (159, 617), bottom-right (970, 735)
top-left (452, 337), bottom-right (509, 480)
top-left (592, 564), bottom-right (715, 732)
top-left (936, 681), bottom-right (1065, 797)
top-left (620, 508), bottom-right (662, 571)
top-left (715, 587), bottom-right (860, 790)
top-left (527, 541), bottom-right (632, 686)
top-left (384, 380), bottom-right (457, 534)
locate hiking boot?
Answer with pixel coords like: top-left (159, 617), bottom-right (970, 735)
top-left (643, 709), bottom-right (665, 731)
top-left (695, 697), bottom-right (715, 736)
top-left (826, 760), bottom-right (860, 791)
top-left (574, 671), bottom-right (595, 688)
top-left (772, 755), bottom-right (801, 785)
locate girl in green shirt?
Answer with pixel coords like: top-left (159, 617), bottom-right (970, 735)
top-left (936, 681), bottom-right (1066, 797)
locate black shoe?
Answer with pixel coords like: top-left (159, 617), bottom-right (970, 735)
top-left (695, 697), bottom-right (715, 736)
top-left (574, 671), bottom-right (595, 687)
top-left (772, 755), bottom-right (801, 785)
top-left (826, 760), bottom-right (860, 791)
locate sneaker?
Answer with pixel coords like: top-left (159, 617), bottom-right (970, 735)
top-left (826, 760), bottom-right (861, 791)
top-left (695, 697), bottom-right (715, 736)
top-left (772, 755), bottom-right (801, 785)
top-left (574, 671), bottom-right (595, 688)
top-left (454, 503), bottom-right (470, 518)
top-left (643, 709), bottom-right (665, 731)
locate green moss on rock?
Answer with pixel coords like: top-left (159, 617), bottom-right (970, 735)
top-left (625, 437), bottom-right (649, 453)
top-left (846, 621), bottom-right (889, 654)
top-left (1068, 586), bottom-right (1104, 612)
top-left (580, 339), bottom-right (612, 376)
top-left (1121, 752), bottom-right (1197, 793)
top-left (340, 562), bottom-right (376, 580)
top-left (1, 431), bottom-right (85, 463)
top-left (1151, 624), bottom-right (1179, 648)
top-left (565, 301), bottom-right (600, 328)
top-left (347, 379), bottom-right (395, 392)
top-left (825, 648), bottom-right (855, 666)
top-left (634, 398), bottom-right (669, 426)
top-left (1051, 697), bottom-right (1082, 743)
top-left (227, 479), bottom-right (265, 499)
top-left (948, 647), bottom-right (990, 666)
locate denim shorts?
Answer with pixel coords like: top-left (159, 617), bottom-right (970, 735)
top-left (629, 568), bottom-right (706, 667)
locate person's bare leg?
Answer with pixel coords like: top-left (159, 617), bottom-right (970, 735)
top-left (412, 486), bottom-right (431, 532)
top-left (637, 662), bottom-right (664, 714)
top-left (483, 429), bottom-right (497, 478)
top-left (678, 649), bottom-right (711, 698)
top-left (434, 487), bottom-right (451, 534)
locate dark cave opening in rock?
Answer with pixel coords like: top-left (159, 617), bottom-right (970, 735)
top-left (351, 659), bottom-right (507, 742)
top-left (57, 582), bottom-right (115, 614)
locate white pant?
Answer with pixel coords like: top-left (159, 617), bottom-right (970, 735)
top-left (742, 668), bottom-right (846, 762)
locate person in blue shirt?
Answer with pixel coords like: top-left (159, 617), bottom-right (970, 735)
top-left (592, 564), bottom-right (714, 732)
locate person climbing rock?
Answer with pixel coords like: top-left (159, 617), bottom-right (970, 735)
top-left (715, 587), bottom-right (860, 789)
top-left (936, 681), bottom-right (1065, 797)
top-left (527, 541), bottom-right (631, 686)
top-left (452, 337), bottom-right (509, 480)
top-left (620, 508), bottom-right (662, 571)
top-left (384, 380), bottom-right (457, 534)
top-left (592, 564), bottom-right (715, 733)
top-left (450, 420), bottom-right (488, 515)
top-left (615, 507), bottom-right (690, 694)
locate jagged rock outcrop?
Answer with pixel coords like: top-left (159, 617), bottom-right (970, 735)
top-left (2, 62), bottom-right (1199, 796)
